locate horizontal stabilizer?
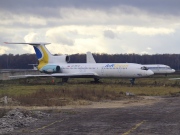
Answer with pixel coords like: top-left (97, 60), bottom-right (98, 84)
top-left (4, 42), bottom-right (50, 45)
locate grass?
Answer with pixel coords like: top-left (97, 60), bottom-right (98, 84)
top-left (0, 75), bottom-right (180, 106)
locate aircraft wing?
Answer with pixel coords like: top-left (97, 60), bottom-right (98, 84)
top-left (169, 78), bottom-right (180, 80)
top-left (9, 72), bottom-right (99, 79)
top-left (9, 74), bottom-right (52, 78)
top-left (51, 72), bottom-right (99, 78)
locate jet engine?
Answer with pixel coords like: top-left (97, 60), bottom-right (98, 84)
top-left (41, 65), bottom-right (61, 73)
top-left (54, 55), bottom-right (70, 63)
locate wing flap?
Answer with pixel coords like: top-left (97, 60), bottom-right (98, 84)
top-left (9, 74), bottom-right (52, 79)
top-left (9, 72), bottom-right (99, 79)
top-left (51, 72), bottom-right (99, 78)
top-left (169, 78), bottom-right (180, 80)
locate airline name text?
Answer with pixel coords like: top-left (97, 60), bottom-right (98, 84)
top-left (105, 64), bottom-right (128, 68)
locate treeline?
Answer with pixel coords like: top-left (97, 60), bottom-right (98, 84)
top-left (0, 53), bottom-right (180, 70)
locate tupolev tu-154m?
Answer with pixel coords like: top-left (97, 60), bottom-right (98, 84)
top-left (5, 42), bottom-right (154, 84)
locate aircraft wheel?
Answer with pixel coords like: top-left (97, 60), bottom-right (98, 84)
top-left (62, 78), bottom-right (68, 83)
top-left (130, 78), bottom-right (135, 85)
top-left (93, 78), bottom-right (100, 83)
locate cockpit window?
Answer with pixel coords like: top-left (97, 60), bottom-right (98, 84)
top-left (141, 66), bottom-right (148, 70)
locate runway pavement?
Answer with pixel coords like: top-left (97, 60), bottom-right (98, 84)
top-left (11, 96), bottom-right (180, 135)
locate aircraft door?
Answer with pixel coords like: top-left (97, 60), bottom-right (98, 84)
top-left (118, 66), bottom-right (125, 77)
top-left (82, 66), bottom-right (86, 72)
top-left (157, 65), bottom-right (160, 71)
top-left (79, 66), bottom-right (83, 72)
top-left (118, 67), bottom-right (122, 77)
top-left (79, 66), bottom-right (86, 72)
top-left (84, 66), bottom-right (86, 72)
top-left (101, 67), bottom-right (104, 76)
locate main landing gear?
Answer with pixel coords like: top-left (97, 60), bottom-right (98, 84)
top-left (62, 78), bottom-right (69, 83)
top-left (91, 78), bottom-right (101, 83)
top-left (130, 78), bottom-right (135, 85)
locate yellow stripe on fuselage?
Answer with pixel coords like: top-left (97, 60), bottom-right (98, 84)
top-left (37, 46), bottom-right (49, 70)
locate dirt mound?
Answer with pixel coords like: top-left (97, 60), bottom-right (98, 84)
top-left (0, 108), bottom-right (49, 134)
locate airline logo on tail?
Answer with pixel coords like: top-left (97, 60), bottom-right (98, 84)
top-left (33, 46), bottom-right (43, 60)
top-left (4, 42), bottom-right (51, 70)
top-left (33, 46), bottom-right (49, 70)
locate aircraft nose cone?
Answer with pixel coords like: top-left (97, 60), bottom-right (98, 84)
top-left (172, 69), bottom-right (175, 73)
top-left (148, 70), bottom-right (154, 76)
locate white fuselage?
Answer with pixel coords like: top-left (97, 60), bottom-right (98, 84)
top-left (52, 63), bottom-right (153, 78)
top-left (86, 52), bottom-right (175, 75)
top-left (143, 64), bottom-right (175, 74)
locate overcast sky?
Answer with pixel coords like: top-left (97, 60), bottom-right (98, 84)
top-left (1, 0), bottom-right (180, 55)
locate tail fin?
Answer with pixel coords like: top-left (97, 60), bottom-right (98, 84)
top-left (4, 42), bottom-right (70, 71)
top-left (31, 43), bottom-right (52, 70)
top-left (4, 42), bottom-right (53, 70)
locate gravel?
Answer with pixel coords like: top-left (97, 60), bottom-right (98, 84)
top-left (0, 108), bottom-right (49, 134)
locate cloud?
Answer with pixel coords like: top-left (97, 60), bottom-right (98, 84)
top-left (141, 51), bottom-right (149, 54)
top-left (1, 5), bottom-right (180, 29)
top-left (0, 46), bottom-right (9, 54)
top-left (46, 28), bottom-right (74, 46)
top-left (1, 0), bottom-right (180, 55)
top-left (104, 30), bottom-right (116, 39)
top-left (132, 27), bottom-right (175, 36)
top-left (1, 0), bottom-right (180, 16)
top-left (24, 33), bottom-right (39, 42)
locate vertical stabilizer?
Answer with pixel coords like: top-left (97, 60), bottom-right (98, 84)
top-left (31, 44), bottom-right (53, 70)
top-left (4, 42), bottom-right (70, 71)
top-left (4, 42), bottom-right (53, 70)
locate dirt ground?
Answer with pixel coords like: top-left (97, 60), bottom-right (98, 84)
top-left (5, 96), bottom-right (179, 135)
top-left (1, 96), bottom-right (161, 111)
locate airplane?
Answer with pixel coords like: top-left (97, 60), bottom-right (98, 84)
top-left (142, 64), bottom-right (175, 75)
top-left (4, 42), bottom-right (154, 84)
top-left (86, 51), bottom-right (175, 75)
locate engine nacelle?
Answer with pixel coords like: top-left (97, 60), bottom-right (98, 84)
top-left (40, 65), bottom-right (61, 73)
top-left (65, 55), bottom-right (70, 63)
top-left (54, 55), bottom-right (70, 63)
